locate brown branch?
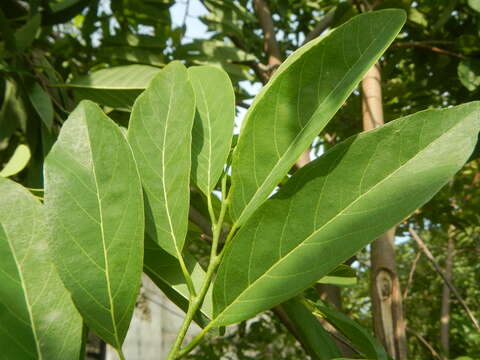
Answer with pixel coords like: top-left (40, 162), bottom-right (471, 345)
top-left (406, 327), bottom-right (443, 360)
top-left (409, 228), bottom-right (480, 331)
top-left (253, 0), bottom-right (282, 67)
top-left (302, 8), bottom-right (335, 45)
top-left (403, 251), bottom-right (422, 300)
top-left (391, 42), bottom-right (466, 59)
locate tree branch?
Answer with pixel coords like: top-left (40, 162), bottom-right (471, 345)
top-left (409, 227), bottom-right (480, 331)
top-left (406, 327), bottom-right (443, 360)
top-left (391, 42), bottom-right (466, 59)
top-left (253, 0), bottom-right (282, 67)
top-left (302, 8), bottom-right (335, 45)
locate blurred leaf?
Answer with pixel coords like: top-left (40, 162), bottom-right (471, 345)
top-left (0, 79), bottom-right (27, 139)
top-left (318, 264), bottom-right (357, 287)
top-left (14, 14), bottom-right (41, 50)
top-left (281, 297), bottom-right (341, 359)
top-left (67, 64), bottom-right (161, 109)
top-left (313, 303), bottom-right (387, 359)
top-left (0, 143), bottom-right (30, 177)
top-left (28, 82), bottom-right (54, 129)
top-left (468, 0), bottom-right (480, 12)
top-left (458, 59), bottom-right (480, 91)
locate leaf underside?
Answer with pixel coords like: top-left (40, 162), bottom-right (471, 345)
top-left (128, 61), bottom-right (195, 258)
top-left (229, 9), bottom-right (407, 226)
top-left (44, 100), bottom-right (144, 348)
top-left (0, 178), bottom-right (83, 360)
top-left (213, 102), bottom-right (480, 325)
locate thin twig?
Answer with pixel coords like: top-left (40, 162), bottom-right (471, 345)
top-left (409, 227), bottom-right (480, 331)
top-left (302, 8), bottom-right (335, 45)
top-left (406, 327), bottom-right (443, 360)
top-left (403, 251), bottom-right (422, 300)
top-left (391, 42), bottom-right (467, 59)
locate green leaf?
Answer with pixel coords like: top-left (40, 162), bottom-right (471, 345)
top-left (213, 102), bottom-right (480, 325)
top-left (188, 65), bottom-right (235, 195)
top-left (0, 178), bottom-right (83, 360)
top-left (15, 14), bottom-right (41, 50)
top-left (44, 100), bottom-right (144, 349)
top-left (468, 0), bottom-right (480, 12)
top-left (458, 59), bottom-right (480, 91)
top-left (313, 304), bottom-right (387, 359)
top-left (28, 82), bottom-right (54, 130)
top-left (143, 236), bottom-right (212, 327)
top-left (128, 61), bottom-right (195, 257)
top-left (0, 79), bottom-right (28, 140)
top-left (0, 144), bottom-right (31, 177)
top-left (280, 298), bottom-right (341, 360)
top-left (229, 10), bottom-right (407, 226)
top-left (66, 65), bottom-right (161, 109)
top-left (318, 264), bottom-right (357, 287)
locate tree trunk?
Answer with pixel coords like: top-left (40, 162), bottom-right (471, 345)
top-left (362, 63), bottom-right (408, 360)
top-left (440, 236), bottom-right (454, 357)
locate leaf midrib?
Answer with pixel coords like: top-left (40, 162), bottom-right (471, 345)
top-left (216, 114), bottom-right (468, 323)
top-left (85, 113), bottom-right (122, 349)
top-left (2, 224), bottom-right (42, 359)
top-left (233, 15), bottom-right (393, 226)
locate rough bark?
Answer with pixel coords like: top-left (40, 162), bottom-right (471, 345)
top-left (440, 236), bottom-right (454, 357)
top-left (362, 63), bottom-right (408, 360)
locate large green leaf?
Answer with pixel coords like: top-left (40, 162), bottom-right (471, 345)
top-left (213, 102), bottom-right (480, 325)
top-left (313, 303), bottom-right (387, 359)
top-left (66, 65), bottom-right (161, 109)
top-left (44, 100), bottom-right (144, 349)
top-left (281, 298), bottom-right (341, 360)
top-left (188, 66), bottom-right (235, 195)
top-left (128, 61), bottom-right (195, 257)
top-left (229, 10), bottom-right (406, 226)
top-left (143, 236), bottom-right (212, 327)
top-left (0, 178), bottom-right (83, 360)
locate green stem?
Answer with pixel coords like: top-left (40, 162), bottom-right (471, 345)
top-left (117, 348), bottom-right (126, 360)
top-left (166, 176), bottom-right (231, 359)
top-left (177, 253), bottom-right (197, 298)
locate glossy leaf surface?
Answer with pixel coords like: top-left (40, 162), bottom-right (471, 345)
top-left (44, 100), bottom-right (144, 348)
top-left (67, 64), bottom-right (161, 109)
top-left (188, 66), bottom-right (235, 194)
top-left (128, 61), bottom-right (195, 257)
top-left (229, 10), bottom-right (407, 226)
top-left (213, 102), bottom-right (480, 325)
top-left (0, 178), bottom-right (83, 360)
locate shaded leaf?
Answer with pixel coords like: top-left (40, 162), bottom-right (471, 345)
top-left (0, 144), bottom-right (31, 177)
top-left (144, 236), bottom-right (212, 327)
top-left (313, 303), bottom-right (387, 360)
top-left (28, 82), bottom-right (54, 130)
top-left (318, 264), bottom-right (357, 287)
top-left (15, 14), bottom-right (41, 50)
top-left (188, 65), bottom-right (235, 194)
top-left (0, 178), bottom-right (83, 360)
top-left (213, 102), bottom-right (480, 325)
top-left (281, 298), bottom-right (341, 360)
top-left (229, 10), bottom-right (407, 226)
top-left (66, 65), bottom-right (161, 109)
top-left (44, 100), bottom-right (144, 349)
top-left (128, 61), bottom-right (195, 257)
top-left (458, 59), bottom-right (480, 91)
